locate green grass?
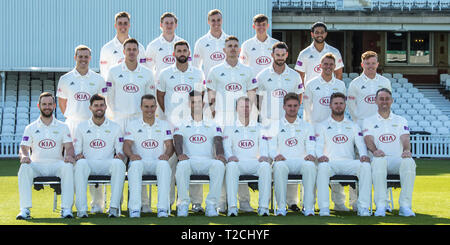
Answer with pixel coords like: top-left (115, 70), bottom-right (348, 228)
top-left (0, 159), bottom-right (449, 225)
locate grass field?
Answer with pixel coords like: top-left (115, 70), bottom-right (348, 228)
top-left (0, 158), bottom-right (449, 225)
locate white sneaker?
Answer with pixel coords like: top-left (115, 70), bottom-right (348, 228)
top-left (319, 208), bottom-right (330, 216)
top-left (303, 209), bottom-right (315, 216)
top-left (61, 209), bottom-right (74, 218)
top-left (108, 207), bottom-right (119, 218)
top-left (275, 209), bottom-right (287, 216)
top-left (191, 203), bottom-right (204, 213)
top-left (129, 210), bottom-right (140, 218)
top-left (227, 207), bottom-right (238, 217)
top-left (157, 209), bottom-right (169, 218)
top-left (205, 205), bottom-right (219, 217)
top-left (374, 206), bottom-right (386, 217)
top-left (257, 207), bottom-right (269, 216)
top-left (399, 207), bottom-right (415, 217)
top-left (90, 205), bottom-right (103, 214)
top-left (16, 208), bottom-right (30, 220)
top-left (77, 211), bottom-right (88, 218)
top-left (357, 208), bottom-right (371, 217)
top-left (177, 205), bottom-right (189, 217)
top-left (239, 201), bottom-right (254, 212)
top-left (141, 204), bottom-right (152, 213)
top-left (217, 203), bottom-right (227, 214)
top-left (334, 204), bottom-right (350, 211)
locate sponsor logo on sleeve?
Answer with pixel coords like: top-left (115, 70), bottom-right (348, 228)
top-left (139, 58), bottom-right (147, 63)
top-left (296, 61), bottom-right (303, 66)
top-left (22, 136), bottom-right (29, 141)
top-left (309, 136), bottom-right (316, 141)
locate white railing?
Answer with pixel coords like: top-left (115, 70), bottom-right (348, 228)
top-left (1, 134), bottom-right (449, 159)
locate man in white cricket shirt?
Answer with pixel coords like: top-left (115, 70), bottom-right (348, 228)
top-left (223, 96), bottom-right (271, 216)
top-left (363, 88), bottom-right (416, 217)
top-left (123, 94), bottom-right (173, 218)
top-left (315, 92), bottom-right (372, 216)
top-left (73, 94), bottom-right (126, 218)
top-left (17, 92), bottom-right (75, 220)
top-left (174, 91), bottom-right (226, 217)
top-left (295, 22), bottom-right (344, 87)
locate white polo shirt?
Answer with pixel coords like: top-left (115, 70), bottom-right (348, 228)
top-left (256, 64), bottom-right (304, 121)
top-left (56, 69), bottom-right (105, 121)
top-left (73, 118), bottom-right (123, 159)
top-left (99, 36), bottom-right (147, 79)
top-left (124, 118), bottom-right (173, 160)
top-left (105, 62), bottom-right (155, 119)
top-left (362, 112), bottom-right (410, 157)
top-left (223, 120), bottom-right (269, 160)
top-left (315, 117), bottom-right (368, 161)
top-left (347, 73), bottom-right (392, 123)
top-left (145, 34), bottom-right (190, 79)
top-left (303, 76), bottom-right (346, 125)
top-left (240, 35), bottom-right (279, 75)
top-left (266, 117), bottom-right (316, 159)
top-left (206, 62), bottom-right (257, 114)
top-left (157, 64), bottom-right (205, 126)
top-left (294, 42), bottom-right (344, 87)
top-left (20, 117), bottom-right (72, 162)
top-left (193, 31), bottom-right (229, 76)
top-left (174, 119), bottom-right (222, 159)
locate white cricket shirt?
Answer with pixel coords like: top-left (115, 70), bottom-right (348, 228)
top-left (240, 35), bottom-right (279, 75)
top-left (223, 120), bottom-right (269, 160)
top-left (192, 31), bottom-right (229, 76)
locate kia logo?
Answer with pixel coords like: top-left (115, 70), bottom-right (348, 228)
top-left (285, 137), bottom-right (298, 147)
top-left (364, 94), bottom-right (376, 104)
top-left (210, 52), bottom-right (225, 61)
top-left (174, 84), bottom-right (193, 93)
top-left (123, 83), bottom-right (139, 93)
top-left (90, 139), bottom-right (106, 149)
top-left (238, 140), bottom-right (255, 149)
top-left (74, 92), bottom-right (90, 101)
top-left (225, 83), bottom-right (242, 92)
top-left (332, 134), bottom-right (348, 144)
top-left (272, 89), bottom-right (287, 98)
top-left (314, 64), bottom-right (322, 73)
top-left (38, 139), bottom-right (56, 149)
top-left (256, 56), bottom-right (271, 65)
top-left (379, 134), bottom-right (396, 143)
top-left (141, 139), bottom-right (159, 149)
top-left (189, 134), bottom-right (207, 144)
top-left (319, 97), bottom-right (330, 106)
top-left (163, 55), bottom-right (175, 64)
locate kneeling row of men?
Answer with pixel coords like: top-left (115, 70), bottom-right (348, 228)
top-left (16, 89), bottom-right (416, 219)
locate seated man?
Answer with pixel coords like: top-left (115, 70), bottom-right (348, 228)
top-left (123, 94), bottom-right (173, 218)
top-left (268, 93), bottom-right (317, 216)
top-left (363, 88), bottom-right (416, 217)
top-left (224, 96), bottom-right (271, 217)
top-left (17, 92), bottom-right (75, 219)
top-left (73, 94), bottom-right (126, 218)
top-left (315, 92), bottom-right (372, 216)
top-left (174, 91), bottom-right (226, 217)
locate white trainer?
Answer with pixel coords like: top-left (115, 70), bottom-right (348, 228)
top-left (399, 207), bottom-right (415, 217)
top-left (177, 205), bottom-right (189, 217)
top-left (257, 208), bottom-right (269, 216)
top-left (16, 208), bottom-right (31, 220)
top-left (77, 211), bottom-right (88, 218)
top-left (319, 208), bottom-right (330, 216)
top-left (357, 208), bottom-right (371, 217)
top-left (275, 209), bottom-right (287, 216)
top-left (205, 205), bottom-right (219, 217)
top-left (61, 209), bottom-right (74, 218)
top-left (129, 210), bottom-right (140, 218)
top-left (227, 207), bottom-right (238, 217)
top-left (303, 209), bottom-right (315, 216)
top-left (374, 206), bottom-right (386, 217)
top-left (157, 209), bottom-right (169, 218)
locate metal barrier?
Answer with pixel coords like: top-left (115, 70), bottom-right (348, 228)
top-left (1, 134), bottom-right (449, 158)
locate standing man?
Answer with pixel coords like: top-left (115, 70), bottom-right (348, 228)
top-left (223, 97), bottom-right (272, 216)
top-left (363, 88), bottom-right (416, 217)
top-left (303, 53), bottom-right (347, 211)
top-left (157, 40), bottom-right (205, 212)
top-left (17, 92), bottom-right (75, 219)
top-left (295, 22), bottom-right (344, 87)
top-left (100, 11), bottom-right (147, 80)
top-left (315, 92), bottom-right (372, 216)
top-left (73, 94), bottom-right (126, 218)
top-left (268, 93), bottom-right (317, 216)
top-left (174, 91), bottom-right (226, 217)
top-left (123, 94), bottom-right (173, 218)
top-left (256, 42), bottom-right (304, 212)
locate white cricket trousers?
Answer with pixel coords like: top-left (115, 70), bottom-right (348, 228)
top-left (127, 159), bottom-right (171, 211)
top-left (273, 159), bottom-right (317, 211)
top-left (316, 160), bottom-right (371, 210)
top-left (372, 156), bottom-right (416, 209)
top-left (176, 158), bottom-right (225, 208)
top-left (74, 158), bottom-right (126, 212)
top-left (18, 160), bottom-right (74, 210)
top-left (226, 160), bottom-right (272, 209)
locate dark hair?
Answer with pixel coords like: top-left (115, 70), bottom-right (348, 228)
top-left (141, 94), bottom-right (156, 106)
top-left (160, 12), bottom-right (177, 23)
top-left (115, 11), bottom-right (130, 22)
top-left (283, 92), bottom-right (300, 105)
top-left (174, 40), bottom-right (189, 50)
top-left (311, 22), bottom-right (327, 33)
top-left (123, 38), bottom-right (139, 48)
top-left (253, 14), bottom-right (268, 23)
top-left (330, 92), bottom-right (347, 103)
top-left (272, 42), bottom-right (288, 53)
top-left (225, 35), bottom-right (239, 43)
top-left (376, 88), bottom-right (392, 98)
top-left (89, 94), bottom-right (106, 106)
top-left (39, 92), bottom-right (55, 104)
